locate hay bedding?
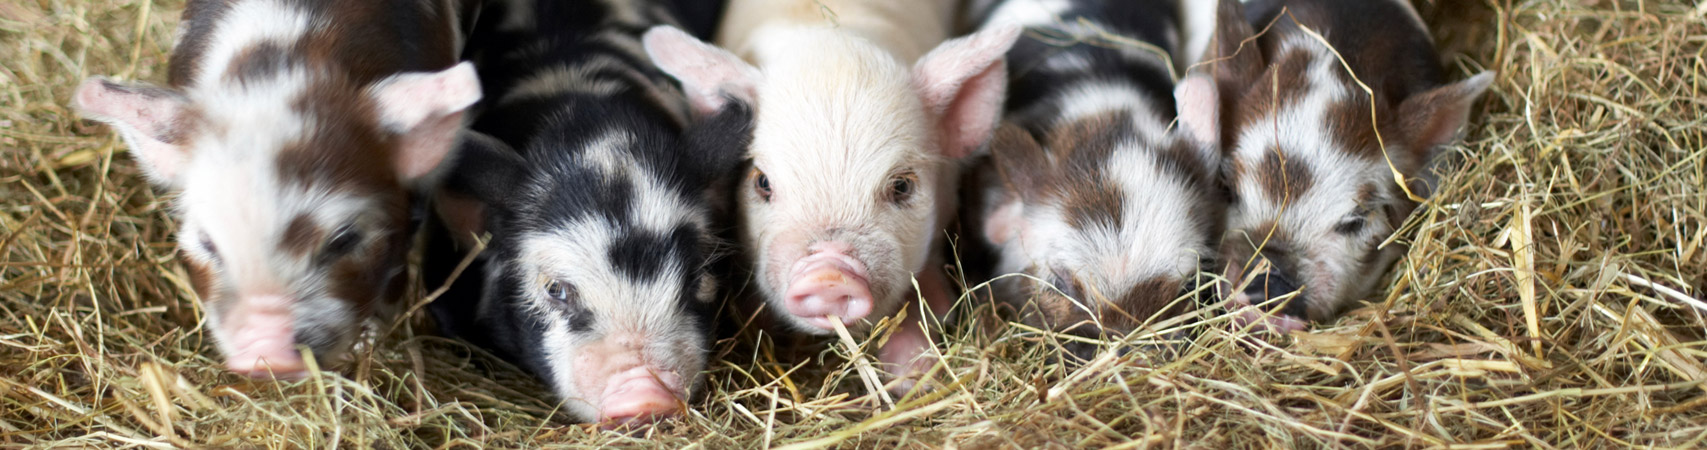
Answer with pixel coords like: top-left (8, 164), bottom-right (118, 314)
top-left (1, 0), bottom-right (1703, 447)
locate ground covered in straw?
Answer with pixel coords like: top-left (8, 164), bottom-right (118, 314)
top-left (3, 0), bottom-right (1705, 447)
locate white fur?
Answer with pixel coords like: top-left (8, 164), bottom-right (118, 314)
top-left (983, 0), bottom-right (1073, 29)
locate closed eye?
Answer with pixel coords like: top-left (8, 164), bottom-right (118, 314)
top-left (197, 231), bottom-right (221, 264)
top-left (1334, 212), bottom-right (1369, 235)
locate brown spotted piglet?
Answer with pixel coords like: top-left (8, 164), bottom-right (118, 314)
top-left (71, 0), bottom-right (480, 378)
top-left (1178, 0), bottom-right (1495, 331)
top-left (962, 0), bottom-right (1224, 358)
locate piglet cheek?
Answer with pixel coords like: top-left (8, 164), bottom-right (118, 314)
top-left (221, 295), bottom-right (308, 378)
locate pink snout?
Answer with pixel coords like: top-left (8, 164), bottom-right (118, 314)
top-left (598, 368), bottom-right (685, 427)
top-left (222, 296), bottom-right (308, 379)
top-left (783, 247), bottom-right (873, 330)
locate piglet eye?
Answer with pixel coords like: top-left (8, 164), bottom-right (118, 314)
top-left (886, 172), bottom-right (917, 204)
top-left (1334, 215), bottom-right (1368, 235)
top-left (545, 281), bottom-right (576, 302)
top-left (1048, 268), bottom-right (1083, 299)
top-left (324, 226), bottom-right (363, 258)
top-left (197, 231), bottom-right (221, 263)
top-left (752, 169), bottom-right (773, 202)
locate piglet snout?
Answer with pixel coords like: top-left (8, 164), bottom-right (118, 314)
top-left (783, 245), bottom-right (873, 329)
top-left (1234, 270), bottom-right (1311, 334)
top-left (598, 368), bottom-right (684, 427)
top-left (223, 295), bottom-right (308, 379)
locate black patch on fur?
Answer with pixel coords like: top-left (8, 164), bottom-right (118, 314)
top-left (607, 224), bottom-right (697, 282)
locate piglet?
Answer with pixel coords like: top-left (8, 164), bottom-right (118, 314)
top-left (643, 0), bottom-right (1020, 393)
top-left (963, 0), bottom-right (1223, 358)
top-left (423, 0), bottom-right (746, 425)
top-left (1180, 0), bottom-right (1494, 331)
top-left (72, 0), bottom-right (479, 378)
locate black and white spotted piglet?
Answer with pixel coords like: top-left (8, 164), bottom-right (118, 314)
top-left (962, 0), bottom-right (1223, 356)
top-left (423, 0), bottom-right (746, 425)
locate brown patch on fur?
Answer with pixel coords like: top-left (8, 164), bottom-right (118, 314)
top-left (167, 0), bottom-right (236, 87)
top-left (1355, 183), bottom-right (1380, 205)
top-left (182, 253), bottom-right (218, 303)
top-left (274, 73), bottom-right (411, 313)
top-left (279, 214), bottom-right (325, 257)
top-left (1042, 112), bottom-right (1134, 230)
top-left (1046, 111), bottom-right (1129, 166)
top-left (1060, 177), bottom-right (1125, 230)
top-left (224, 41), bottom-right (291, 86)
top-left (169, 0), bottom-right (458, 89)
top-left (1098, 277), bottom-right (1184, 331)
top-left (1255, 149), bottom-right (1313, 201)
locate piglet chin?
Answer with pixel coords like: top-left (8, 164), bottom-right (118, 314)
top-left (783, 252), bottom-right (873, 331)
top-left (223, 296), bottom-right (309, 379)
top-left (597, 367), bottom-right (685, 427)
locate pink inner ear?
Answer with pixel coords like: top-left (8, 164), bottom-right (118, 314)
top-left (914, 26), bottom-right (1022, 159)
top-left (1174, 73), bottom-right (1219, 147)
top-left (371, 63), bottom-right (482, 182)
top-left (71, 77), bottom-right (191, 186)
top-left (934, 63), bottom-right (1007, 159)
top-left (393, 111), bottom-right (465, 181)
top-left (983, 201), bottom-right (1025, 246)
top-left (642, 25), bottom-right (760, 118)
top-left (434, 192), bottom-right (487, 249)
top-left (1400, 72), bottom-right (1495, 153)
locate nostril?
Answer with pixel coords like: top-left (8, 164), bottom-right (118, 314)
top-left (1244, 271), bottom-right (1308, 318)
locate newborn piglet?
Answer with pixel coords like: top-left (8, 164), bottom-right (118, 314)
top-left (644, 0), bottom-right (1020, 393)
top-left (425, 0), bottom-right (746, 425)
top-left (965, 0), bottom-right (1224, 359)
top-left (73, 0), bottom-right (478, 378)
top-left (1182, 0), bottom-right (1494, 331)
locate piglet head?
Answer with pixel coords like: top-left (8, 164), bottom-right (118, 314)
top-left (644, 25), bottom-right (1020, 334)
top-left (438, 103), bottom-right (752, 424)
top-left (1179, 0), bottom-right (1494, 328)
top-left (982, 111), bottom-right (1222, 343)
top-left (72, 63), bottom-right (481, 377)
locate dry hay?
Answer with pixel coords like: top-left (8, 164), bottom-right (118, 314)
top-left (2, 0), bottom-right (1704, 447)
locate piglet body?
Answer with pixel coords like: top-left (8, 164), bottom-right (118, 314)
top-left (72, 0), bottom-right (480, 378)
top-left (645, 0), bottom-right (1021, 393)
top-left (424, 0), bottom-right (745, 425)
top-left (1182, 0), bottom-right (1495, 331)
top-left (964, 0), bottom-right (1223, 357)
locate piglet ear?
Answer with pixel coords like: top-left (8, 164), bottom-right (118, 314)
top-left (680, 99), bottom-right (756, 220)
top-left (72, 78), bottom-right (193, 188)
top-left (989, 124), bottom-right (1047, 198)
top-left (913, 25), bottom-right (1022, 159)
top-left (1397, 72), bottom-right (1495, 157)
top-left (369, 62), bottom-right (482, 183)
top-left (644, 25), bottom-right (762, 118)
top-left (983, 125), bottom-right (1043, 245)
top-left (1203, 0), bottom-right (1264, 98)
top-left (435, 130), bottom-right (522, 241)
top-left (1174, 72), bottom-right (1219, 148)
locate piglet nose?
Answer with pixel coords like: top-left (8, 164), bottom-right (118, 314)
top-left (784, 247), bottom-right (873, 329)
top-left (598, 372), bottom-right (683, 428)
top-left (224, 295), bottom-right (309, 379)
top-left (1243, 271), bottom-right (1307, 317)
